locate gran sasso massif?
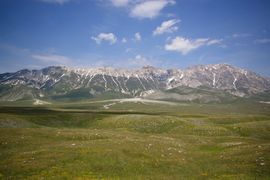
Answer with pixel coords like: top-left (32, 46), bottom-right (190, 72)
top-left (0, 64), bottom-right (269, 103)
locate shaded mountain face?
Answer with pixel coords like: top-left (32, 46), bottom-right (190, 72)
top-left (0, 64), bottom-right (269, 101)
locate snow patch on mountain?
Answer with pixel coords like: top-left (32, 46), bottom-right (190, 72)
top-left (1, 64), bottom-right (270, 101)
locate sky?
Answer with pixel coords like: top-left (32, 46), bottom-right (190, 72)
top-left (0, 0), bottom-right (270, 76)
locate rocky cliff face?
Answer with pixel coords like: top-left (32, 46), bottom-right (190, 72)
top-left (0, 64), bottom-right (269, 101)
top-left (166, 64), bottom-right (270, 97)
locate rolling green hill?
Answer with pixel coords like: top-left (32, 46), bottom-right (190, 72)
top-left (0, 100), bottom-right (269, 179)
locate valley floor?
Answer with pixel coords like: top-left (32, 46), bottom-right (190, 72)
top-left (0, 100), bottom-right (270, 179)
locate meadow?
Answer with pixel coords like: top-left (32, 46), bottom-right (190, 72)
top-left (0, 99), bottom-right (269, 179)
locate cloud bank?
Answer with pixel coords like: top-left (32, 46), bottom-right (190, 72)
top-left (165, 36), bottom-right (222, 55)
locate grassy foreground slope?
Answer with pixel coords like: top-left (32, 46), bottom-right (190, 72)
top-left (0, 100), bottom-right (270, 179)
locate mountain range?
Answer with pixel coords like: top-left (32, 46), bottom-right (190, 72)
top-left (0, 63), bottom-right (269, 103)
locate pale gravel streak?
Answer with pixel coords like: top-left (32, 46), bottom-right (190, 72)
top-left (50, 78), bottom-right (61, 87)
top-left (149, 76), bottom-right (158, 89)
top-left (180, 73), bottom-right (184, 79)
top-left (136, 75), bottom-right (146, 90)
top-left (233, 76), bottom-right (237, 90)
top-left (143, 76), bottom-right (149, 83)
top-left (102, 73), bottom-right (107, 90)
top-left (115, 72), bottom-right (124, 92)
top-left (2, 74), bottom-right (16, 81)
top-left (212, 73), bottom-right (216, 87)
top-left (87, 74), bottom-right (96, 87)
top-left (145, 76), bottom-right (156, 89)
top-left (124, 75), bottom-right (130, 91)
top-left (111, 76), bottom-right (119, 90)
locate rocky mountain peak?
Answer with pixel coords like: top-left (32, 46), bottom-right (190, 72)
top-left (0, 64), bottom-right (269, 101)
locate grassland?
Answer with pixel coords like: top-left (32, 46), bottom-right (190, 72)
top-left (0, 99), bottom-right (270, 179)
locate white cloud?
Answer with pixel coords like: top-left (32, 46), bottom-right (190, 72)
top-left (91, 33), bottom-right (117, 44)
top-left (153, 19), bottom-right (180, 36)
top-left (110, 0), bottom-right (130, 7)
top-left (207, 39), bottom-right (223, 45)
top-left (32, 54), bottom-right (71, 64)
top-left (134, 32), bottom-right (141, 42)
top-left (254, 38), bottom-right (270, 44)
top-left (122, 38), bottom-right (127, 43)
top-left (232, 33), bottom-right (252, 38)
top-left (135, 54), bottom-right (143, 60)
top-left (38, 0), bottom-right (70, 4)
top-left (130, 0), bottom-right (175, 19)
top-left (165, 36), bottom-right (222, 55)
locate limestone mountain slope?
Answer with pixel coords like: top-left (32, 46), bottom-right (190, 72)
top-left (0, 64), bottom-right (269, 102)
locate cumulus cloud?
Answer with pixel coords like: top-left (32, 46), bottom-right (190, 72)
top-left (254, 38), bottom-right (270, 44)
top-left (38, 0), bottom-right (71, 4)
top-left (32, 54), bottom-right (71, 64)
top-left (165, 36), bottom-right (222, 55)
top-left (91, 33), bottom-right (117, 44)
top-left (153, 19), bottom-right (180, 36)
top-left (130, 0), bottom-right (175, 19)
top-left (134, 32), bottom-right (141, 42)
top-left (122, 38), bottom-right (127, 43)
top-left (110, 0), bottom-right (130, 7)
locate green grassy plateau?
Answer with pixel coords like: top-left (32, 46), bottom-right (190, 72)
top-left (0, 99), bottom-right (270, 179)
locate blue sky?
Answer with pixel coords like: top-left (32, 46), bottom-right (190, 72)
top-left (0, 0), bottom-right (270, 76)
